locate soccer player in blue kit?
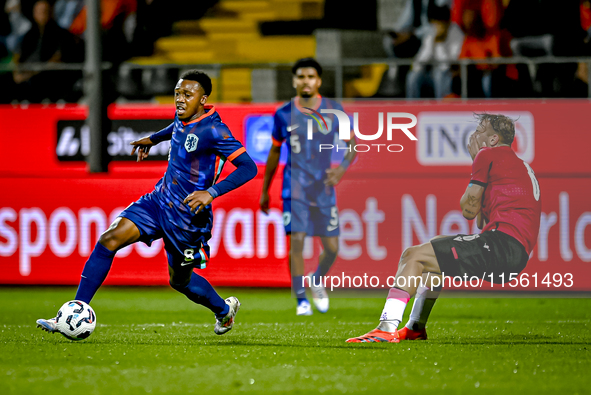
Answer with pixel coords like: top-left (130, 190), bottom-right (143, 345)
top-left (37, 70), bottom-right (257, 335)
top-left (259, 58), bottom-right (356, 315)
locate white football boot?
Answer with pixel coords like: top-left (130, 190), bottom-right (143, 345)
top-left (36, 317), bottom-right (59, 334)
top-left (296, 300), bottom-right (313, 316)
top-left (308, 272), bottom-right (329, 313)
top-left (214, 296), bottom-right (240, 335)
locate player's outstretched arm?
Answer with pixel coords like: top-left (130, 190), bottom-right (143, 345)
top-left (130, 137), bottom-right (154, 162)
top-left (260, 144), bottom-right (281, 214)
top-left (130, 123), bottom-right (174, 162)
top-left (460, 183), bottom-right (484, 220)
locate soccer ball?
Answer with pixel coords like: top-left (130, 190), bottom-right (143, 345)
top-left (55, 300), bottom-right (97, 341)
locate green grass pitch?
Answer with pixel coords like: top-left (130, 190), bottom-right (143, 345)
top-left (0, 287), bottom-right (589, 394)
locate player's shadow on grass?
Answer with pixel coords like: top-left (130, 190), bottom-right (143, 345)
top-left (421, 332), bottom-right (591, 345)
top-left (34, 332), bottom-right (589, 347)
top-left (430, 339), bottom-right (591, 345)
top-left (35, 337), bottom-right (591, 347)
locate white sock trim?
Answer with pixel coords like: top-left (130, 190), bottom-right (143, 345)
top-left (379, 297), bottom-right (408, 328)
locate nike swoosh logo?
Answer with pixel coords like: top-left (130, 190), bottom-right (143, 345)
top-left (181, 261), bottom-right (194, 266)
top-left (287, 124), bottom-right (299, 132)
top-left (327, 225), bottom-right (338, 232)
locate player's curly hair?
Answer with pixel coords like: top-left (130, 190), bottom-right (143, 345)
top-left (180, 70), bottom-right (212, 96)
top-left (292, 58), bottom-right (323, 77)
top-left (475, 113), bottom-right (516, 145)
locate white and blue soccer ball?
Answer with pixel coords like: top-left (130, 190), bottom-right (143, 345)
top-left (56, 300), bottom-right (97, 341)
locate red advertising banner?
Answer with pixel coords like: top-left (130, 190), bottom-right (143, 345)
top-left (0, 100), bottom-right (590, 290)
top-left (0, 177), bottom-right (287, 287)
top-left (0, 176), bottom-right (589, 290)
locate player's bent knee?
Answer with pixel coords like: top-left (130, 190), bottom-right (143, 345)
top-left (98, 230), bottom-right (123, 251)
top-left (169, 278), bottom-right (190, 292)
top-left (395, 259), bottom-right (410, 274)
top-left (325, 244), bottom-right (338, 257)
top-left (401, 245), bottom-right (418, 260)
top-left (98, 218), bottom-right (140, 251)
top-left (291, 233), bottom-right (306, 244)
top-left (321, 237), bottom-right (339, 256)
top-left (291, 234), bottom-right (306, 252)
top-left (325, 249), bottom-right (338, 261)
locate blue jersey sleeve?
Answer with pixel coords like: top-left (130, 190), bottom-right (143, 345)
top-left (149, 122), bottom-right (174, 144)
top-left (207, 152), bottom-right (257, 198)
top-left (271, 111), bottom-right (286, 147)
top-left (210, 124), bottom-right (246, 162)
top-left (207, 124), bottom-right (256, 198)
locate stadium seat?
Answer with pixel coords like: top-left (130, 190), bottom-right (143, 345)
top-left (127, 0), bottom-right (321, 102)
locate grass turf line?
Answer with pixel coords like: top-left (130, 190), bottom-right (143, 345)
top-left (0, 287), bottom-right (589, 394)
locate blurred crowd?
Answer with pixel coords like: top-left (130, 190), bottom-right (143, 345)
top-left (1, 0), bottom-right (134, 102)
top-left (0, 0), bottom-right (217, 103)
top-left (384, 0), bottom-right (591, 98)
top-left (1, 0), bottom-right (591, 103)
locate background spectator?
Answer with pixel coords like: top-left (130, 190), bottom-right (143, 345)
top-left (53, 0), bottom-right (83, 30)
top-left (452, 0), bottom-right (508, 98)
top-left (67, 0), bottom-right (137, 103)
top-left (130, 0), bottom-right (176, 57)
top-left (380, 0), bottom-right (452, 98)
top-left (406, 5), bottom-right (464, 98)
top-left (69, 0), bottom-right (136, 64)
top-left (3, 0), bottom-right (32, 54)
top-left (502, 0), bottom-right (587, 97)
top-left (12, 0), bottom-right (83, 102)
top-left (0, 0), bottom-right (16, 103)
top-left (384, 0), bottom-right (453, 59)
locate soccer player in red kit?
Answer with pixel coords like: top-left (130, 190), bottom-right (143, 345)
top-left (347, 113), bottom-right (542, 343)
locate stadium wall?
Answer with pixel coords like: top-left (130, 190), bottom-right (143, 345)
top-left (0, 100), bottom-right (590, 291)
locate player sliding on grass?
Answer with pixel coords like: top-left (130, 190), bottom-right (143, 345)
top-left (347, 114), bottom-right (541, 343)
top-left (259, 58), bottom-right (356, 316)
top-left (37, 70), bottom-right (257, 336)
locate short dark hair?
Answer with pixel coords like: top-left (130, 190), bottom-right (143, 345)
top-left (292, 58), bottom-right (323, 77)
top-left (475, 113), bottom-right (516, 145)
top-left (427, 5), bottom-right (451, 21)
top-left (180, 70), bottom-right (212, 96)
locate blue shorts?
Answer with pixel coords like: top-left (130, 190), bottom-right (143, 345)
top-left (119, 192), bottom-right (209, 270)
top-left (283, 199), bottom-right (339, 237)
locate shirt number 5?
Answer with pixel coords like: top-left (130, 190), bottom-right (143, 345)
top-left (290, 135), bottom-right (301, 154)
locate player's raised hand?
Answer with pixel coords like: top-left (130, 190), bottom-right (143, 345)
top-left (324, 166), bottom-right (346, 186)
top-left (184, 191), bottom-right (214, 214)
top-left (259, 192), bottom-right (270, 214)
top-left (130, 137), bottom-right (154, 162)
top-left (467, 133), bottom-right (486, 161)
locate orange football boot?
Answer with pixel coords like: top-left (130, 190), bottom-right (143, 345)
top-left (346, 328), bottom-right (400, 343)
top-left (398, 326), bottom-right (428, 340)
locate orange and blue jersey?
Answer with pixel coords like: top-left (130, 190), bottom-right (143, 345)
top-left (271, 96), bottom-right (348, 208)
top-left (149, 105), bottom-right (250, 232)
